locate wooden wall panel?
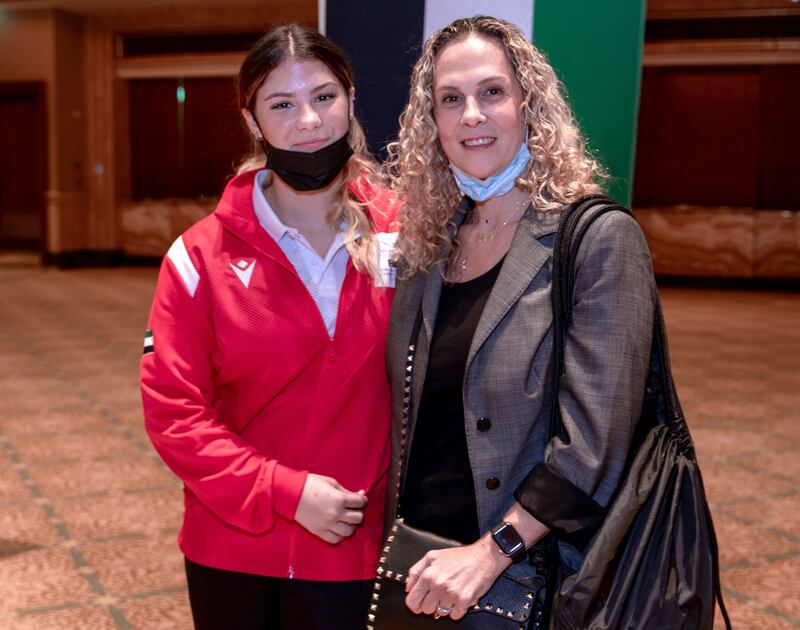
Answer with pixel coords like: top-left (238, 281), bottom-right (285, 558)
top-left (637, 207), bottom-right (800, 278)
top-left (120, 198), bottom-right (215, 256)
top-left (85, 17), bottom-right (118, 250)
top-left (644, 39), bottom-right (800, 67)
top-left (54, 10), bottom-right (86, 195)
top-left (634, 67), bottom-right (760, 208)
top-left (0, 88), bottom-right (46, 248)
top-left (636, 207), bottom-right (754, 277)
top-left (45, 190), bottom-right (87, 253)
top-left (759, 65), bottom-right (800, 210)
top-left (101, 2), bottom-right (315, 34)
top-left (754, 211), bottom-right (800, 278)
top-left (129, 79), bottom-right (181, 199)
top-left (114, 78), bottom-right (131, 199)
top-left (647, 0), bottom-right (800, 18)
top-left (129, 77), bottom-right (250, 199)
top-left (183, 77), bottom-right (250, 198)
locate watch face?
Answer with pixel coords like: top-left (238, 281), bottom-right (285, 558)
top-left (493, 522), bottom-right (525, 558)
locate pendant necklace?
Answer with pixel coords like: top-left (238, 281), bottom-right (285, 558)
top-left (457, 198), bottom-right (530, 270)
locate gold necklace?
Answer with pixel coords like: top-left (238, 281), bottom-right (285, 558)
top-left (472, 199), bottom-right (530, 242)
top-left (456, 198), bottom-right (530, 270)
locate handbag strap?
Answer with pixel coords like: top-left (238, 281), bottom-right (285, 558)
top-left (394, 307), bottom-right (424, 512)
top-left (548, 196), bottom-right (732, 630)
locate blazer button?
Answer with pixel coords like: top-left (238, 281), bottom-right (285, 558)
top-left (485, 477), bottom-right (500, 491)
top-left (477, 417), bottom-right (491, 432)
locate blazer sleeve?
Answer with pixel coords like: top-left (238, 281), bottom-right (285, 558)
top-left (515, 211), bottom-right (655, 550)
top-left (140, 251), bottom-right (308, 534)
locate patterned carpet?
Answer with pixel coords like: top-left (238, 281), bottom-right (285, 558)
top-left (0, 266), bottom-right (797, 629)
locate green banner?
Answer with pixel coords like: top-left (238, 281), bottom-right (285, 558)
top-left (533, 0), bottom-right (647, 206)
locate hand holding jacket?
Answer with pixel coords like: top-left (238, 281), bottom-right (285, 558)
top-left (295, 474), bottom-right (368, 544)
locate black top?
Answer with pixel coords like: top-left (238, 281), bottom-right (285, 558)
top-left (401, 258), bottom-right (504, 543)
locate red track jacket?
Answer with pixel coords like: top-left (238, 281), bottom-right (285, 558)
top-left (140, 170), bottom-right (396, 580)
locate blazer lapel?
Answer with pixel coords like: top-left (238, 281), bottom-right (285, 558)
top-left (416, 199), bottom-right (471, 415)
top-left (420, 268), bottom-right (443, 348)
top-left (466, 206), bottom-right (559, 372)
top-left (420, 198), bottom-right (471, 341)
top-left (392, 199), bottom-right (470, 476)
top-left (386, 265), bottom-right (439, 495)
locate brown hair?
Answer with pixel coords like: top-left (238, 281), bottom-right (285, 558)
top-left (238, 24), bottom-right (353, 114)
top-left (237, 24), bottom-right (383, 278)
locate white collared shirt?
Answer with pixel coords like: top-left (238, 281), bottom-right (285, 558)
top-left (252, 170), bottom-right (349, 337)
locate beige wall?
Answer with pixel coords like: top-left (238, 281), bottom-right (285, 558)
top-left (0, 10), bottom-right (55, 81)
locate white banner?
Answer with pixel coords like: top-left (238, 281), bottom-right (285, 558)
top-left (423, 0), bottom-right (534, 42)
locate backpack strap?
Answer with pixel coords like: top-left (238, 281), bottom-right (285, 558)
top-left (548, 195), bottom-right (625, 440)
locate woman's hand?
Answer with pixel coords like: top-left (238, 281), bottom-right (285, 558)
top-left (294, 474), bottom-right (367, 544)
top-left (404, 537), bottom-right (511, 620)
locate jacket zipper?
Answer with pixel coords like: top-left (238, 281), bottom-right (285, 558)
top-left (284, 259), bottom-right (355, 578)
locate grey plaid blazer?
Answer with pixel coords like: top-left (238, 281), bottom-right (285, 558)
top-left (384, 202), bottom-right (657, 571)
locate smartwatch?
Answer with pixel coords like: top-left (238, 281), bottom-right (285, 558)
top-left (490, 521), bottom-right (527, 564)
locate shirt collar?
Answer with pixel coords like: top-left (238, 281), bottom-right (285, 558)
top-left (251, 169), bottom-right (356, 256)
top-left (252, 169), bottom-right (294, 243)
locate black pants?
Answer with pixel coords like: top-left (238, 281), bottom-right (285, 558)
top-left (185, 558), bottom-right (373, 630)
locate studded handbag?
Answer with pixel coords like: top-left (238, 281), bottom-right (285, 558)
top-left (369, 518), bottom-right (546, 629)
top-left (367, 309), bottom-right (550, 630)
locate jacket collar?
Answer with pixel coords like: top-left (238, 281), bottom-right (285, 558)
top-left (419, 196), bottom-right (559, 372)
top-left (466, 203), bottom-right (558, 372)
top-left (213, 169), bottom-right (388, 268)
top-left (213, 169), bottom-right (293, 270)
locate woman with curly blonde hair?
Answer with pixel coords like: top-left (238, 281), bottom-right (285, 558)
top-left (382, 15), bottom-right (657, 625)
top-left (387, 15), bottom-right (606, 276)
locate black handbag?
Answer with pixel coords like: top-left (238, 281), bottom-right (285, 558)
top-left (369, 519), bottom-right (547, 629)
top-left (546, 197), bottom-right (732, 630)
top-left (368, 310), bottom-right (550, 629)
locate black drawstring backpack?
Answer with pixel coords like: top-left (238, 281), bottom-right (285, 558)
top-left (546, 196), bottom-right (732, 629)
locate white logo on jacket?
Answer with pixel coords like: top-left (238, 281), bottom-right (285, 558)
top-left (229, 258), bottom-right (256, 288)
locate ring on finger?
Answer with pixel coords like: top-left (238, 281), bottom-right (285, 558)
top-left (436, 603), bottom-right (454, 616)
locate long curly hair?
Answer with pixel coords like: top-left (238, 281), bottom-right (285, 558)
top-left (385, 16), bottom-right (606, 275)
top-left (237, 24), bottom-right (382, 278)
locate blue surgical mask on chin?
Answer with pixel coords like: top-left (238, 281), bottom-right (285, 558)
top-left (449, 141), bottom-right (531, 202)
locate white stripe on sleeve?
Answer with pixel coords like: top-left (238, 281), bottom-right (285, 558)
top-left (166, 236), bottom-right (200, 297)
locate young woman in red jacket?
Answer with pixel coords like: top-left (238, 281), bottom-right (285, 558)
top-left (140, 25), bottom-right (398, 629)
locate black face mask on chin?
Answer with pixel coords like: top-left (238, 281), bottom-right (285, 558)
top-left (258, 130), bottom-right (354, 192)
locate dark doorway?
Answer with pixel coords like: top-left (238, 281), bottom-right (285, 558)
top-left (129, 77), bottom-right (251, 200)
top-left (0, 83), bottom-right (47, 250)
top-left (633, 65), bottom-right (800, 211)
